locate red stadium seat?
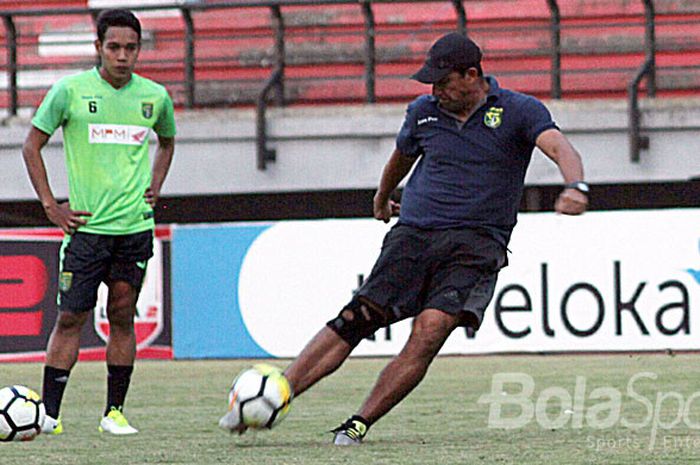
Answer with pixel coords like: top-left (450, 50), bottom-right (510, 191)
top-left (0, 0), bottom-right (699, 109)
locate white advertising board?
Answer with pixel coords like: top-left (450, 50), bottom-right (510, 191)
top-left (232, 209), bottom-right (700, 357)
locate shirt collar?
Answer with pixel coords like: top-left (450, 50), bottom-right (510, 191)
top-left (93, 66), bottom-right (134, 91)
top-left (437, 96), bottom-right (487, 124)
top-left (432, 76), bottom-right (498, 122)
top-left (427, 75), bottom-right (500, 107)
top-left (484, 75), bottom-right (500, 103)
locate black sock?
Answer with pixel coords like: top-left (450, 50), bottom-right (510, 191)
top-left (350, 415), bottom-right (371, 429)
top-left (42, 366), bottom-right (70, 419)
top-left (105, 364), bottom-right (134, 416)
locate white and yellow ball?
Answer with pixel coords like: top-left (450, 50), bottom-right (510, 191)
top-left (227, 364), bottom-right (292, 429)
top-left (0, 385), bottom-right (46, 442)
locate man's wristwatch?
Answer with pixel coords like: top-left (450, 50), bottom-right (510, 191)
top-left (565, 181), bottom-right (590, 195)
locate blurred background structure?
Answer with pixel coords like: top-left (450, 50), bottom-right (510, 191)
top-left (0, 0), bottom-right (699, 226)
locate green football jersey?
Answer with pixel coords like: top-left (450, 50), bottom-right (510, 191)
top-left (32, 67), bottom-right (176, 235)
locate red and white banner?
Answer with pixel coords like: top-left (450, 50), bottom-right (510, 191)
top-left (94, 239), bottom-right (165, 351)
top-left (0, 227), bottom-right (172, 363)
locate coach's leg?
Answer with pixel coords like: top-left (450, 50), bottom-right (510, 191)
top-left (285, 298), bottom-right (389, 397)
top-left (357, 308), bottom-right (461, 423)
top-left (284, 326), bottom-right (352, 396)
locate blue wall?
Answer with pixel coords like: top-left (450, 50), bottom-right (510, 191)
top-left (172, 225), bottom-right (272, 358)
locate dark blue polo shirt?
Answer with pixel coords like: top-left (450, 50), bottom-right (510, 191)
top-left (396, 76), bottom-right (557, 246)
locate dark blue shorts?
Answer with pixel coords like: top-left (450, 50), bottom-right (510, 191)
top-left (347, 223), bottom-right (506, 330)
top-left (57, 230), bottom-right (154, 312)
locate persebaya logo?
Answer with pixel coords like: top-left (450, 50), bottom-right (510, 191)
top-left (59, 272), bottom-right (73, 292)
top-left (484, 106), bottom-right (504, 129)
top-left (142, 102), bottom-right (154, 119)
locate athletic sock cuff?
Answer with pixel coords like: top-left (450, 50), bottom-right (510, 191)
top-left (350, 415), bottom-right (371, 428)
top-left (107, 364), bottom-right (134, 376)
top-left (45, 365), bottom-right (71, 380)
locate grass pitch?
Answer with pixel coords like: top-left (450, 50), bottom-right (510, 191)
top-left (2, 354), bottom-right (700, 464)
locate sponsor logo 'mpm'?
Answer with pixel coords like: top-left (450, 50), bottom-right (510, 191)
top-left (89, 124), bottom-right (149, 146)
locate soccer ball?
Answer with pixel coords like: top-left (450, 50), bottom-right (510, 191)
top-left (0, 385), bottom-right (46, 442)
top-left (226, 364), bottom-right (292, 430)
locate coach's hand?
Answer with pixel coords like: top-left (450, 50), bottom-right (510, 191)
top-left (555, 188), bottom-right (588, 215)
top-left (44, 201), bottom-right (92, 235)
top-left (373, 195), bottom-right (400, 223)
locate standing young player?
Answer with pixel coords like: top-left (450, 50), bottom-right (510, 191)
top-left (22, 9), bottom-right (176, 435)
top-left (220, 32), bottom-right (588, 443)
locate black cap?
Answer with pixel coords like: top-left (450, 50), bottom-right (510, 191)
top-left (411, 33), bottom-right (482, 84)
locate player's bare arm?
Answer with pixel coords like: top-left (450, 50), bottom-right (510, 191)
top-left (22, 126), bottom-right (92, 234)
top-left (145, 135), bottom-right (175, 207)
top-left (535, 128), bottom-right (588, 216)
top-left (373, 148), bottom-right (417, 222)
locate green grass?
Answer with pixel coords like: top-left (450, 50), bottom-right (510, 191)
top-left (2, 354), bottom-right (700, 464)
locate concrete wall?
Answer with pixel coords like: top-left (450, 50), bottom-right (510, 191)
top-left (1, 97), bottom-right (699, 201)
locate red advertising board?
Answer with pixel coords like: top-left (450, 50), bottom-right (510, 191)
top-left (0, 228), bottom-right (172, 362)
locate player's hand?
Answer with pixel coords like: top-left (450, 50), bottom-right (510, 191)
top-left (373, 196), bottom-right (400, 223)
top-left (555, 188), bottom-right (588, 215)
top-left (44, 201), bottom-right (92, 235)
top-left (144, 187), bottom-right (158, 207)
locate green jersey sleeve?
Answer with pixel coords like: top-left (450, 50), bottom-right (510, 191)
top-left (32, 80), bottom-right (70, 136)
top-left (154, 92), bottom-right (176, 138)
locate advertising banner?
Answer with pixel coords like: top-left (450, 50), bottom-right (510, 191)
top-left (0, 228), bottom-right (172, 362)
top-left (172, 210), bottom-right (700, 359)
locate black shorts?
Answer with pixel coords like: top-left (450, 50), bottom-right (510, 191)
top-left (347, 224), bottom-right (507, 330)
top-left (57, 230), bottom-right (154, 313)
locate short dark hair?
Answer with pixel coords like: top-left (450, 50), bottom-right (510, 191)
top-left (96, 9), bottom-right (141, 43)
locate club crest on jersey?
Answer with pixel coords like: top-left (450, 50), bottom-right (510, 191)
top-left (142, 102), bottom-right (154, 119)
top-left (484, 107), bottom-right (504, 129)
top-left (59, 272), bottom-right (73, 292)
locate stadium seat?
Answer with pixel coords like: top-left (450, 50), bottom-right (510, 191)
top-left (0, 0), bottom-right (698, 109)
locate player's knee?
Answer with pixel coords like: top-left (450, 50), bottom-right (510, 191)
top-left (106, 304), bottom-right (135, 330)
top-left (106, 284), bottom-right (137, 327)
top-left (55, 311), bottom-right (88, 333)
top-left (407, 311), bottom-right (458, 358)
top-left (405, 333), bottom-right (443, 361)
top-left (326, 298), bottom-right (388, 348)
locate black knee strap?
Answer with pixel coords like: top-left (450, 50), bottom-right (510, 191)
top-left (326, 297), bottom-right (388, 348)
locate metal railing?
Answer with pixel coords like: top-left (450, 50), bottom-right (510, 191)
top-left (256, 67), bottom-right (281, 170)
top-left (1, 15), bottom-right (17, 114)
top-left (628, 0), bottom-right (656, 163)
top-left (0, 0), bottom-right (468, 115)
top-left (546, 0), bottom-right (561, 99)
top-left (1, 0), bottom-right (698, 169)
